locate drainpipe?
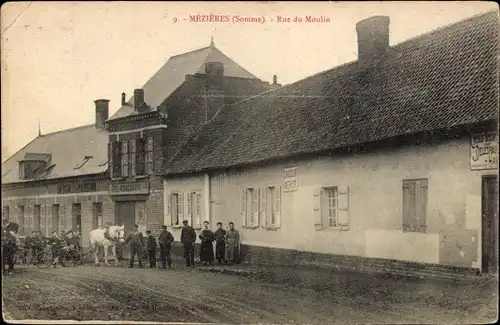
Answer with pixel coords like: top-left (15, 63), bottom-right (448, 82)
top-left (204, 173), bottom-right (210, 223)
top-left (163, 177), bottom-right (169, 226)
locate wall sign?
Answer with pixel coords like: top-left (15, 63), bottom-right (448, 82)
top-left (109, 181), bottom-right (150, 196)
top-left (57, 182), bottom-right (97, 194)
top-left (470, 132), bottom-right (498, 171)
top-left (284, 166), bottom-right (298, 192)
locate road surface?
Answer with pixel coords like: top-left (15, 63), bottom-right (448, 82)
top-left (2, 265), bottom-right (498, 324)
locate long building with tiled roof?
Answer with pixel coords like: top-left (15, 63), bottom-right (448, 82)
top-left (161, 11), bottom-right (499, 276)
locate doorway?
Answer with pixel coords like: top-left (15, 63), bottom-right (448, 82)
top-left (115, 201), bottom-right (136, 233)
top-left (72, 204), bottom-right (82, 233)
top-left (482, 175), bottom-right (499, 274)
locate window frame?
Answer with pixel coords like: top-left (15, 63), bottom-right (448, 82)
top-left (121, 141), bottom-right (129, 177)
top-left (145, 136), bottom-right (154, 175)
top-left (264, 185), bottom-right (282, 229)
top-left (314, 185), bottom-right (350, 231)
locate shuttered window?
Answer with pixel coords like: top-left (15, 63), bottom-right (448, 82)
top-left (189, 191), bottom-right (202, 229)
top-left (244, 188), bottom-right (259, 227)
top-left (402, 179), bottom-right (428, 233)
top-left (263, 186), bottom-right (282, 228)
top-left (314, 186), bottom-right (349, 230)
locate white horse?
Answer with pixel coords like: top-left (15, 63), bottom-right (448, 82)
top-left (89, 225), bottom-right (125, 266)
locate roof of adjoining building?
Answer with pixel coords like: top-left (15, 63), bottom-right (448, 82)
top-left (1, 125), bottom-right (109, 184)
top-left (109, 44), bottom-right (260, 120)
top-left (164, 11), bottom-right (499, 175)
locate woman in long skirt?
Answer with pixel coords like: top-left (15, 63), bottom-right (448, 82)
top-left (199, 221), bottom-right (215, 266)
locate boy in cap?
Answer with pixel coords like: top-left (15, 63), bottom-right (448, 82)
top-left (158, 225), bottom-right (174, 268)
top-left (180, 220), bottom-right (196, 268)
top-left (146, 230), bottom-right (157, 268)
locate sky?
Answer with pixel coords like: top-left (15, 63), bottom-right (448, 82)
top-left (1, 1), bottom-right (497, 162)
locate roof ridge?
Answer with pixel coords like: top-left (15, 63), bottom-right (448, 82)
top-left (169, 45), bottom-right (212, 59)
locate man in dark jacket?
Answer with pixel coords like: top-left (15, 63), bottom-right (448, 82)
top-left (180, 220), bottom-right (196, 268)
top-left (123, 224), bottom-right (145, 268)
top-left (146, 230), bottom-right (157, 268)
top-left (158, 225), bottom-right (174, 269)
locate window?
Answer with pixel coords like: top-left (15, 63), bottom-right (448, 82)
top-left (145, 137), bottom-right (154, 174)
top-left (19, 162), bottom-right (25, 180)
top-left (18, 205), bottom-right (25, 236)
top-left (121, 141), bottom-right (129, 177)
top-left (130, 140), bottom-right (136, 177)
top-left (266, 186), bottom-right (281, 227)
top-left (34, 205), bottom-right (41, 232)
top-left (135, 138), bottom-right (145, 175)
top-left (92, 202), bottom-right (103, 229)
top-left (402, 179), bottom-right (428, 233)
top-left (313, 186), bottom-right (349, 230)
top-left (52, 205), bottom-right (60, 233)
top-left (241, 188), bottom-right (259, 227)
top-left (169, 193), bottom-right (184, 226)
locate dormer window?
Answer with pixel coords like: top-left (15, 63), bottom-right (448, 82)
top-left (74, 156), bottom-right (93, 170)
top-left (18, 153), bottom-right (52, 180)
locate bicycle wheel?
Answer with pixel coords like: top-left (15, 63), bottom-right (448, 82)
top-left (61, 251), bottom-right (76, 267)
top-left (36, 251), bottom-right (54, 269)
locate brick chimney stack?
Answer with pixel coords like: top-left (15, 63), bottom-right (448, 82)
top-left (356, 16), bottom-right (390, 67)
top-left (134, 89), bottom-right (148, 113)
top-left (94, 99), bottom-right (110, 130)
top-left (121, 92), bottom-right (126, 106)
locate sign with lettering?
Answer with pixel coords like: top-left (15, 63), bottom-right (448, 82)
top-left (57, 182), bottom-right (97, 194)
top-left (284, 166), bottom-right (298, 192)
top-left (470, 132), bottom-right (498, 171)
top-left (109, 181), bottom-right (150, 196)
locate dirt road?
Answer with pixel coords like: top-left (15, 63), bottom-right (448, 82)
top-left (2, 265), bottom-right (497, 324)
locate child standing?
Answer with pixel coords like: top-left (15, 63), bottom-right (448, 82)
top-left (146, 230), bottom-right (157, 268)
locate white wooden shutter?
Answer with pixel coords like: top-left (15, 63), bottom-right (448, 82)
top-left (195, 192), bottom-right (202, 228)
top-left (415, 180), bottom-right (428, 233)
top-left (338, 186), bottom-right (349, 230)
top-left (187, 192), bottom-right (193, 226)
top-left (166, 193), bottom-right (172, 226)
top-left (252, 189), bottom-right (259, 227)
top-left (313, 188), bottom-right (322, 230)
top-left (241, 189), bottom-right (247, 228)
top-left (178, 193), bottom-right (184, 224)
top-left (260, 188), bottom-right (266, 228)
top-left (275, 186), bottom-right (282, 228)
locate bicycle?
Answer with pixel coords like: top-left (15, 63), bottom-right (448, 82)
top-left (36, 245), bottom-right (78, 269)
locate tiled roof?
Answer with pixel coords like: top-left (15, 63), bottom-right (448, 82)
top-left (109, 45), bottom-right (259, 120)
top-left (1, 125), bottom-right (108, 184)
top-left (165, 11), bottom-right (499, 175)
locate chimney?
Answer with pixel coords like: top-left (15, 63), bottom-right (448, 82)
top-left (205, 62), bottom-right (224, 90)
top-left (273, 75), bottom-right (278, 85)
top-left (94, 99), bottom-right (110, 130)
top-left (121, 92), bottom-right (126, 106)
top-left (356, 16), bottom-right (390, 67)
top-left (134, 89), bottom-right (147, 113)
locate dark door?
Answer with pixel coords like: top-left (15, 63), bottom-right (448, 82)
top-left (482, 175), bottom-right (499, 274)
top-left (115, 201), bottom-right (136, 234)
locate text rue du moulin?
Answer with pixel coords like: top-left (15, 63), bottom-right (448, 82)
top-left (182, 14), bottom-right (331, 24)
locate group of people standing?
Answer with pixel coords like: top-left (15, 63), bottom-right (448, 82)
top-left (181, 220), bottom-right (240, 267)
top-left (121, 220), bottom-right (240, 269)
